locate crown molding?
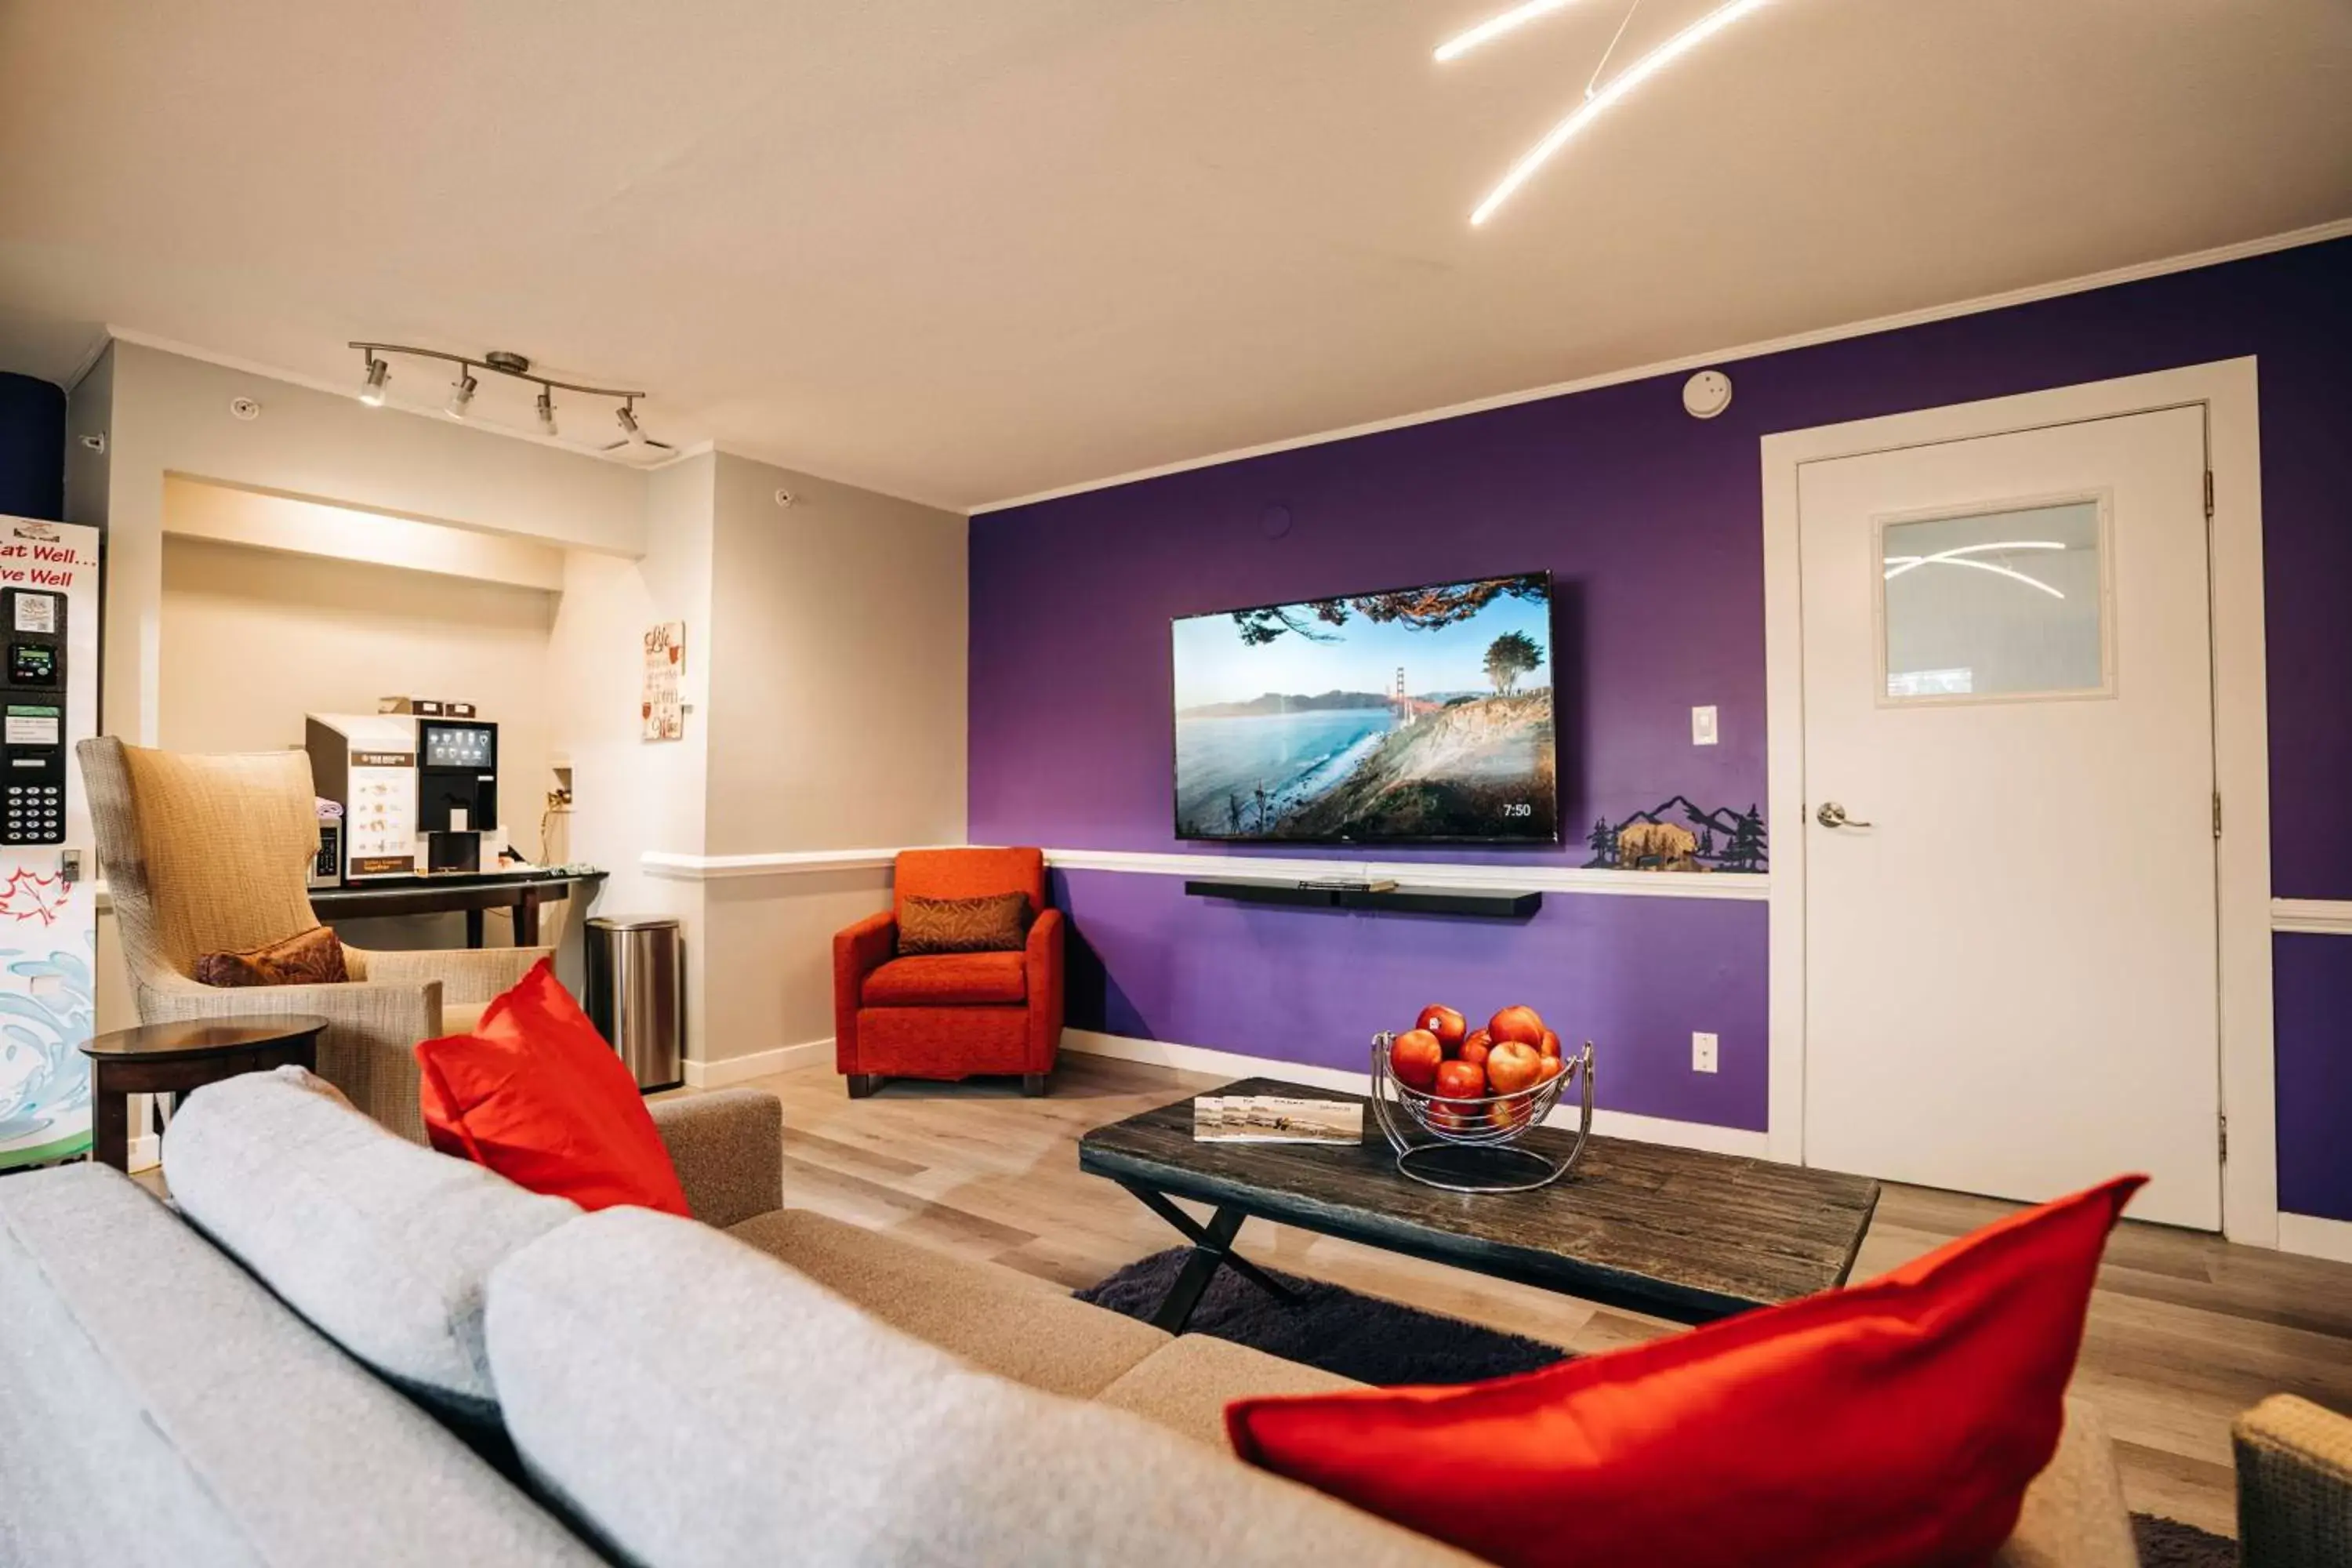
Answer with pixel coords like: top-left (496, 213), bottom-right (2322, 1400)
top-left (971, 216), bottom-right (2352, 515)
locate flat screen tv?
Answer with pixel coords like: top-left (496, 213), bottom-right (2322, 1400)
top-left (1171, 572), bottom-right (1558, 844)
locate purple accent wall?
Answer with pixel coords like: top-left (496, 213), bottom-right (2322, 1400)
top-left (2274, 934), bottom-right (2352, 1222)
top-left (971, 238), bottom-right (2352, 1178)
top-left (1056, 869), bottom-right (1769, 1130)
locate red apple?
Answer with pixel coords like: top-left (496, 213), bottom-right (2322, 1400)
top-left (1433, 1060), bottom-right (1486, 1101)
top-left (1458, 1036), bottom-right (1491, 1072)
top-left (1416, 1004), bottom-right (1468, 1053)
top-left (1537, 1054), bottom-right (1566, 1084)
top-left (1458, 1027), bottom-right (1491, 1059)
top-left (1430, 1059), bottom-right (1486, 1128)
top-left (1485, 1040), bottom-right (1543, 1095)
top-left (1389, 1029), bottom-right (1445, 1091)
top-left (1537, 1029), bottom-right (1562, 1060)
top-left (1489, 1005), bottom-right (1547, 1048)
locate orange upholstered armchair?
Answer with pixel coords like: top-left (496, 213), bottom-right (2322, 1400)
top-left (833, 848), bottom-right (1064, 1098)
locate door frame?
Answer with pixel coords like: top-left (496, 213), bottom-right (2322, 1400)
top-left (1760, 358), bottom-right (2275, 1244)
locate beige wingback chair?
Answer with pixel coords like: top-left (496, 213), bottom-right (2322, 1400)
top-left (78, 738), bottom-right (550, 1142)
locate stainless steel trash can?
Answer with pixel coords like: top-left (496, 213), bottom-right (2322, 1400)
top-left (585, 915), bottom-right (684, 1092)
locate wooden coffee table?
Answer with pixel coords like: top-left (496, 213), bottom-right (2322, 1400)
top-left (1079, 1076), bottom-right (1880, 1333)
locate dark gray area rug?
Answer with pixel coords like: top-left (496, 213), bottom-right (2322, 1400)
top-left (1078, 1247), bottom-right (2238, 1567)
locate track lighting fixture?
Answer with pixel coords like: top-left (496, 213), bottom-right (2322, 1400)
top-left (347, 342), bottom-right (664, 454)
top-left (601, 398), bottom-right (677, 459)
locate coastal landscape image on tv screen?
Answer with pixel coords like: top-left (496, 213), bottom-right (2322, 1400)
top-left (1172, 572), bottom-right (1557, 844)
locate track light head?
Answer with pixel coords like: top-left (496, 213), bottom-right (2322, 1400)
top-left (535, 387), bottom-right (557, 437)
top-left (615, 402), bottom-right (647, 446)
top-left (358, 355), bottom-right (390, 407)
top-left (446, 370), bottom-right (478, 419)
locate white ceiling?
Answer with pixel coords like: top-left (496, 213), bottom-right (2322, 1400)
top-left (2, 1), bottom-right (2347, 511)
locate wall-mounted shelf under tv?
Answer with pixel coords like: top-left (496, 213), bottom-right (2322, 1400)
top-left (1183, 877), bottom-right (1541, 920)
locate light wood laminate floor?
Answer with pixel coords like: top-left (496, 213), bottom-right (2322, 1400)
top-left (724, 1052), bottom-right (2352, 1539)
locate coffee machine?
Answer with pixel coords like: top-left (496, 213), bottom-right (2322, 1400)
top-left (416, 717), bottom-right (498, 874)
top-left (306, 711), bottom-right (502, 881)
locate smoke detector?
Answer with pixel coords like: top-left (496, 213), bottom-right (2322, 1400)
top-left (1682, 370), bottom-right (1733, 419)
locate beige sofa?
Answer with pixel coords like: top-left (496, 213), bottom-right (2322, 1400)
top-left (0, 1076), bottom-right (2150, 1566)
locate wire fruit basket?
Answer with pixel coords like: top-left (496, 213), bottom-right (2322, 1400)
top-left (1370, 1033), bottom-right (1595, 1194)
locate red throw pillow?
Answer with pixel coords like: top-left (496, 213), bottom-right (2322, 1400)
top-left (1226, 1174), bottom-right (2143, 1568)
top-left (414, 958), bottom-right (690, 1218)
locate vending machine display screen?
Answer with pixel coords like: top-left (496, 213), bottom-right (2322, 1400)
top-left (9, 644), bottom-right (56, 686)
top-left (424, 725), bottom-right (493, 769)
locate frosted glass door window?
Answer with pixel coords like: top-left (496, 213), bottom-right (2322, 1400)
top-left (1880, 499), bottom-right (2107, 700)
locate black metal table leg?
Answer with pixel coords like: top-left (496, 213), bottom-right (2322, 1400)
top-left (1150, 1206), bottom-right (1244, 1333)
top-left (1118, 1181), bottom-right (1303, 1333)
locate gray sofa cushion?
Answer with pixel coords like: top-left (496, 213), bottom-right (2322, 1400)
top-left (163, 1065), bottom-right (578, 1427)
top-left (486, 1207), bottom-right (1474, 1568)
top-left (0, 1163), bottom-right (601, 1568)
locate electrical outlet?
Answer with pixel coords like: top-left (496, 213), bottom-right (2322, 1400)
top-left (1692, 1031), bottom-right (1719, 1073)
top-left (1691, 705), bottom-right (1719, 746)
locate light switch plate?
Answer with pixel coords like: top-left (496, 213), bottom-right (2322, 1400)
top-left (1691, 705), bottom-right (1719, 746)
top-left (1692, 1032), bottom-right (1719, 1073)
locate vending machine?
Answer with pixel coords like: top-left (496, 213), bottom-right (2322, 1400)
top-left (0, 516), bottom-right (100, 1171)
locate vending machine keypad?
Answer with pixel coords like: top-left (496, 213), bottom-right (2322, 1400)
top-left (3, 776), bottom-right (61, 844)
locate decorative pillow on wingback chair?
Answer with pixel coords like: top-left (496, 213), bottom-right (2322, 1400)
top-left (194, 924), bottom-right (350, 988)
top-left (897, 891), bottom-right (1033, 955)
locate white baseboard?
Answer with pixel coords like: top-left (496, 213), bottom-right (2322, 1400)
top-left (684, 1038), bottom-right (833, 1088)
top-left (1062, 1029), bottom-right (1770, 1158)
top-left (127, 1132), bottom-right (160, 1173)
top-left (1581, 1106), bottom-right (1771, 1159)
top-left (2277, 1212), bottom-right (2352, 1265)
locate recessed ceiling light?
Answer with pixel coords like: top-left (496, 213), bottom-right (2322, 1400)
top-left (1435, 0), bottom-right (1588, 63)
top-left (1468, 0), bottom-right (1778, 227)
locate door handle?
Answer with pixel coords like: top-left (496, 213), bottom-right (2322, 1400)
top-left (1816, 802), bottom-right (1874, 829)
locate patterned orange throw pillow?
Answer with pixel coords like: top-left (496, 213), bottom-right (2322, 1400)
top-left (194, 924), bottom-right (350, 988)
top-left (898, 892), bottom-right (1033, 955)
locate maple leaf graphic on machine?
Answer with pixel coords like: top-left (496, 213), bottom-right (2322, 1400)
top-left (0, 869), bottom-right (69, 927)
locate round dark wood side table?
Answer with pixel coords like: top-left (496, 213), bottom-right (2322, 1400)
top-left (77, 1015), bottom-right (329, 1171)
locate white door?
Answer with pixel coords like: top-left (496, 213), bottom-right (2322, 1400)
top-left (1798, 405), bottom-right (2220, 1229)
